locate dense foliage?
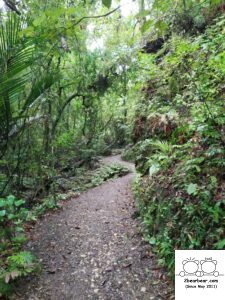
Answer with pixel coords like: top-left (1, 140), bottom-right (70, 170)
top-left (128, 2), bottom-right (225, 275)
top-left (0, 0), bottom-right (135, 294)
top-left (0, 0), bottom-right (225, 295)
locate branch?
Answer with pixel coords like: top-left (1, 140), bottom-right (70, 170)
top-left (46, 6), bottom-right (120, 59)
top-left (72, 6), bottom-right (120, 28)
top-left (51, 93), bottom-right (84, 136)
top-left (3, 0), bottom-right (21, 15)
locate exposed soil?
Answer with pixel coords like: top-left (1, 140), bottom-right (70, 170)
top-left (13, 155), bottom-right (174, 300)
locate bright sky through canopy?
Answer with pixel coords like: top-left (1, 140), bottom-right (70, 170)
top-left (0, 0), bottom-right (138, 51)
top-left (87, 0), bottom-right (139, 51)
top-left (0, 0), bottom-right (139, 15)
top-left (120, 0), bottom-right (139, 17)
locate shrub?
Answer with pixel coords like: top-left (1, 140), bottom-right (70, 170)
top-left (0, 196), bottom-right (37, 296)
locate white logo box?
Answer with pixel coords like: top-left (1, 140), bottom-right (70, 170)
top-left (175, 250), bottom-right (225, 300)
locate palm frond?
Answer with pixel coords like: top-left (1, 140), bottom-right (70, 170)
top-left (0, 13), bottom-right (55, 143)
top-left (22, 74), bottom-right (56, 112)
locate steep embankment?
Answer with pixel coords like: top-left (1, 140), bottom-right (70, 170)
top-left (126, 16), bottom-right (225, 275)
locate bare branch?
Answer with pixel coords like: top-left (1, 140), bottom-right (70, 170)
top-left (72, 6), bottom-right (120, 28)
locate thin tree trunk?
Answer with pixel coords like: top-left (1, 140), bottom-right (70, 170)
top-left (51, 93), bottom-right (83, 137)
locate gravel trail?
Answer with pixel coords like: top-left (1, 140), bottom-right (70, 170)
top-left (13, 155), bottom-right (173, 300)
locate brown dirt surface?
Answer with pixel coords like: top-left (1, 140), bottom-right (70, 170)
top-left (12, 155), bottom-right (174, 300)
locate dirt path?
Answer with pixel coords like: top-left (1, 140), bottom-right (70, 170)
top-left (13, 155), bottom-right (173, 300)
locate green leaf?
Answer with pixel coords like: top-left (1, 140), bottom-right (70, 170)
top-left (149, 163), bottom-right (160, 177)
top-left (0, 210), bottom-right (6, 217)
top-left (215, 239), bottom-right (225, 249)
top-left (23, 26), bottom-right (35, 37)
top-left (141, 19), bottom-right (154, 33)
top-left (152, 0), bottom-right (171, 12)
top-left (23, 74), bottom-right (55, 112)
top-left (15, 200), bottom-right (25, 207)
top-left (8, 251), bottom-right (35, 268)
top-left (6, 195), bottom-right (15, 205)
top-left (67, 7), bottom-right (76, 15)
top-left (0, 199), bottom-right (5, 207)
top-left (102, 0), bottom-right (112, 9)
top-left (186, 183), bottom-right (197, 195)
top-left (155, 20), bottom-right (168, 34)
top-left (8, 214), bottom-right (15, 220)
top-left (33, 16), bottom-right (46, 27)
top-left (136, 10), bottom-right (151, 19)
top-left (149, 237), bottom-right (156, 245)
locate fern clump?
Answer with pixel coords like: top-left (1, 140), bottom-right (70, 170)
top-left (91, 164), bottom-right (130, 187)
top-left (0, 196), bottom-right (38, 296)
top-left (133, 16), bottom-right (225, 276)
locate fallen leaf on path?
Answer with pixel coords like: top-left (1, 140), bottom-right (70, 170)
top-left (122, 262), bottom-right (132, 268)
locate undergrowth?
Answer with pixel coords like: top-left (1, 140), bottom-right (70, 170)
top-left (91, 164), bottom-right (129, 187)
top-left (132, 16), bottom-right (225, 276)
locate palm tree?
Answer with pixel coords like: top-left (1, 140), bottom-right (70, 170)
top-left (0, 13), bottom-right (54, 156)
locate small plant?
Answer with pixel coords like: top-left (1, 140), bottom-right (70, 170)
top-left (0, 251), bottom-right (38, 297)
top-left (0, 195), bottom-right (29, 243)
top-left (91, 164), bottom-right (130, 187)
top-left (0, 196), bottom-right (38, 296)
top-left (134, 135), bottom-right (225, 276)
